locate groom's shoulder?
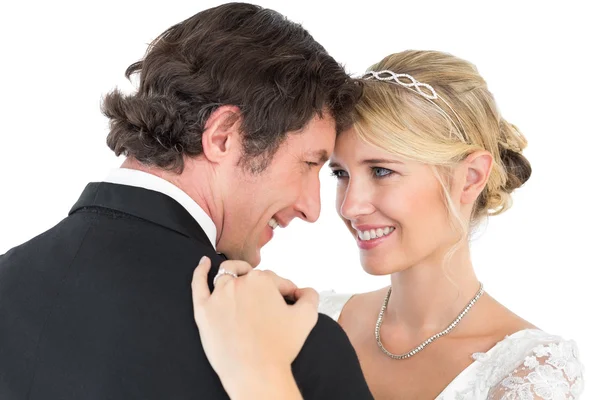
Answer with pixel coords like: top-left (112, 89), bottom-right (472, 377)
top-left (292, 313), bottom-right (373, 398)
top-left (297, 312), bottom-right (357, 365)
top-left (306, 312), bottom-right (356, 356)
top-left (313, 312), bottom-right (348, 338)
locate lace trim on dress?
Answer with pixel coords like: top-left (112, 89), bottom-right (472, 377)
top-left (318, 292), bottom-right (584, 399)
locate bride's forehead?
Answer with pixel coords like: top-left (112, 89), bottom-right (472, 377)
top-left (333, 133), bottom-right (394, 160)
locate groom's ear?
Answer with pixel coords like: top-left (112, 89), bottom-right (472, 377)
top-left (201, 105), bottom-right (243, 164)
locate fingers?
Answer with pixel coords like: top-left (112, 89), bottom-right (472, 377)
top-left (192, 256), bottom-right (212, 305)
top-left (200, 260), bottom-right (299, 305)
top-left (213, 260), bottom-right (254, 290)
top-left (213, 272), bottom-right (237, 290)
top-left (219, 260), bottom-right (253, 276)
top-left (289, 287), bottom-right (319, 335)
top-left (292, 288), bottom-right (319, 313)
top-left (259, 270), bottom-right (298, 299)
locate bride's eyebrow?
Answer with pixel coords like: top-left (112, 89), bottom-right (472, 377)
top-left (328, 158), bottom-right (404, 169)
top-left (360, 158), bottom-right (404, 165)
top-left (328, 161), bottom-right (342, 169)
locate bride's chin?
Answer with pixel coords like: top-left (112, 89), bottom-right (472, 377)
top-left (360, 254), bottom-right (411, 276)
top-left (360, 260), bottom-right (393, 276)
top-left (361, 267), bottom-right (389, 276)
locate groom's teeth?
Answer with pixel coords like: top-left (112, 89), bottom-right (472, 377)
top-left (268, 218), bottom-right (279, 229)
top-left (357, 227), bottom-right (395, 241)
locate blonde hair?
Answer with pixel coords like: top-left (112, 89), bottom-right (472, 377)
top-left (353, 50), bottom-right (532, 232)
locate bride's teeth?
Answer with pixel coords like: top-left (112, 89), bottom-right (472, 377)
top-left (268, 218), bottom-right (279, 229)
top-left (357, 227), bottom-right (395, 241)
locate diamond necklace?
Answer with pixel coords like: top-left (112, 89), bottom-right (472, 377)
top-left (375, 283), bottom-right (484, 360)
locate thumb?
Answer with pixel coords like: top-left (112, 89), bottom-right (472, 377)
top-left (191, 256), bottom-right (212, 305)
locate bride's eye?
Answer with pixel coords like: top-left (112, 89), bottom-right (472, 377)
top-left (372, 167), bottom-right (393, 179)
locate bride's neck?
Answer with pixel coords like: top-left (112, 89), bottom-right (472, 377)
top-left (385, 245), bottom-right (481, 334)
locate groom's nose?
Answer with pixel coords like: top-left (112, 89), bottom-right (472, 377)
top-left (294, 175), bottom-right (321, 223)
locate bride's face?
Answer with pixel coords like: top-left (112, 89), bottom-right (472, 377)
top-left (330, 129), bottom-right (459, 275)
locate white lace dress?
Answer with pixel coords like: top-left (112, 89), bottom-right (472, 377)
top-left (319, 292), bottom-right (584, 400)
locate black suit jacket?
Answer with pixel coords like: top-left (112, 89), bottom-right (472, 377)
top-left (0, 182), bottom-right (372, 399)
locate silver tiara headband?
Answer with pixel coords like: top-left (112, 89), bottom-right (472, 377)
top-left (361, 70), bottom-right (467, 143)
top-left (363, 70), bottom-right (438, 100)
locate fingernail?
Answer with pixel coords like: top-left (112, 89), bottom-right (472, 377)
top-left (199, 256), bottom-right (208, 265)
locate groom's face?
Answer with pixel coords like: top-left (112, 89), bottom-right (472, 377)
top-left (217, 114), bottom-right (336, 266)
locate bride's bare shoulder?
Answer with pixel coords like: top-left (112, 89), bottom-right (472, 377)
top-left (462, 294), bottom-right (538, 343)
top-left (337, 287), bottom-right (389, 327)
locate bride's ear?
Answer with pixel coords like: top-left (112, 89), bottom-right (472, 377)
top-left (460, 151), bottom-right (493, 205)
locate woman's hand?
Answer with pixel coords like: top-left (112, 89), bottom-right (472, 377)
top-left (191, 257), bottom-right (319, 399)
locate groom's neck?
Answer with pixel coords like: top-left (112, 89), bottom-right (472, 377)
top-left (119, 157), bottom-right (222, 235)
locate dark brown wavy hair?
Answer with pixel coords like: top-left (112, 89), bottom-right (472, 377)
top-left (102, 2), bottom-right (361, 173)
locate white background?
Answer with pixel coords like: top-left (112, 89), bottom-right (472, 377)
top-left (1, 0), bottom-right (598, 395)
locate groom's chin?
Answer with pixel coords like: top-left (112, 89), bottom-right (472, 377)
top-left (239, 246), bottom-right (262, 268)
top-left (246, 251), bottom-right (261, 268)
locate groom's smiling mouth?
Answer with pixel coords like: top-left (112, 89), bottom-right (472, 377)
top-left (261, 216), bottom-right (284, 247)
top-left (268, 217), bottom-right (280, 230)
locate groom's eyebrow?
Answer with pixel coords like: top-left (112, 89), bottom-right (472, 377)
top-left (307, 150), bottom-right (330, 164)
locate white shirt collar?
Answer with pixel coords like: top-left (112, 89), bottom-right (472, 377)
top-left (104, 168), bottom-right (217, 248)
